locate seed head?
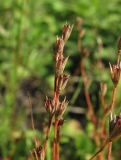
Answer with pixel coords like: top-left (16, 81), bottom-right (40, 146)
top-left (45, 96), bottom-right (55, 114)
top-left (58, 74), bottom-right (70, 91)
top-left (109, 113), bottom-right (121, 142)
top-left (62, 24), bottom-right (73, 42)
top-left (55, 97), bottom-right (68, 119)
top-left (109, 62), bottom-right (121, 86)
top-left (56, 56), bottom-right (69, 75)
top-left (32, 145), bottom-right (42, 159)
top-left (54, 37), bottom-right (64, 55)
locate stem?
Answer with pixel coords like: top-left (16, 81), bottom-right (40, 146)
top-left (89, 140), bottom-right (108, 160)
top-left (70, 77), bottom-right (82, 105)
top-left (107, 86), bottom-right (117, 160)
top-left (107, 142), bottom-right (112, 160)
top-left (28, 93), bottom-right (40, 160)
top-left (109, 86), bottom-right (117, 115)
top-left (46, 115), bottom-right (53, 140)
top-left (116, 52), bottom-right (120, 64)
top-left (100, 94), bottom-right (107, 111)
top-left (57, 125), bottom-right (60, 160)
top-left (80, 60), bottom-right (97, 125)
top-left (97, 154), bottom-right (103, 160)
top-left (106, 41), bottom-right (121, 160)
top-left (14, 0), bottom-right (25, 65)
top-left (35, 151), bottom-right (39, 160)
top-left (52, 119), bottom-right (59, 160)
top-left (42, 115), bottom-right (53, 160)
top-left (89, 71), bottom-right (118, 160)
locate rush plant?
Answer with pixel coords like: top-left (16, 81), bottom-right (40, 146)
top-left (29, 20), bottom-right (121, 160)
top-left (30, 24), bottom-right (73, 160)
top-left (89, 37), bottom-right (121, 160)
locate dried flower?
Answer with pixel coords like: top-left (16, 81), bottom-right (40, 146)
top-left (109, 62), bottom-right (121, 86)
top-left (89, 113), bottom-right (121, 160)
top-left (61, 56), bottom-right (69, 73)
top-left (31, 23), bottom-right (72, 160)
top-left (58, 74), bottom-right (70, 91)
top-left (32, 145), bottom-right (42, 159)
top-left (58, 118), bottom-right (64, 126)
top-left (109, 113), bottom-right (121, 142)
top-left (55, 97), bottom-right (68, 118)
top-left (54, 37), bottom-right (64, 55)
top-left (45, 96), bottom-right (55, 114)
top-left (56, 56), bottom-right (69, 75)
top-left (62, 24), bottom-right (73, 42)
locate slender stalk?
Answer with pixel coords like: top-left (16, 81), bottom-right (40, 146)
top-left (100, 93), bottom-right (107, 111)
top-left (52, 119), bottom-right (59, 160)
top-left (42, 115), bottom-right (53, 160)
top-left (89, 86), bottom-right (118, 160)
top-left (107, 142), bottom-right (112, 160)
top-left (107, 78), bottom-right (118, 160)
top-left (51, 24), bottom-right (73, 160)
top-left (28, 93), bottom-right (38, 160)
top-left (37, 24), bottom-right (73, 160)
top-left (77, 19), bottom-right (103, 160)
top-left (89, 37), bottom-right (121, 160)
top-left (107, 53), bottom-right (120, 160)
top-left (80, 60), bottom-right (97, 125)
top-left (109, 86), bottom-right (117, 115)
top-left (89, 140), bottom-right (108, 160)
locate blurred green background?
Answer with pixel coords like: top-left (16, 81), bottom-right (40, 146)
top-left (0, 0), bottom-right (121, 159)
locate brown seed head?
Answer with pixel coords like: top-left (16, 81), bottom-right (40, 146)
top-left (54, 37), bottom-right (64, 55)
top-left (109, 113), bottom-right (121, 141)
top-left (55, 97), bottom-right (68, 119)
top-left (45, 96), bottom-right (55, 114)
top-left (62, 24), bottom-right (73, 42)
top-left (32, 145), bottom-right (42, 159)
top-left (109, 62), bottom-right (121, 86)
top-left (58, 74), bottom-right (70, 91)
top-left (56, 56), bottom-right (69, 75)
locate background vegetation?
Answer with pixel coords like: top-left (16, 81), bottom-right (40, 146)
top-left (0, 0), bottom-right (121, 159)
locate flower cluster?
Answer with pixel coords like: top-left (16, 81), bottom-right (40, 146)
top-left (45, 24), bottom-right (73, 121)
top-left (109, 113), bottom-right (121, 142)
top-left (109, 62), bottom-right (121, 86)
top-left (42, 24), bottom-right (73, 160)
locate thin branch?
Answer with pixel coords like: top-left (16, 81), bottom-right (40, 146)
top-left (28, 93), bottom-right (39, 160)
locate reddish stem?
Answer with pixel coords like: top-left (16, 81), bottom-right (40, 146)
top-left (107, 86), bottom-right (117, 160)
top-left (52, 120), bottom-right (59, 160)
top-left (42, 115), bottom-right (53, 160)
top-left (80, 60), bottom-right (97, 125)
top-left (107, 142), bottom-right (112, 160)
